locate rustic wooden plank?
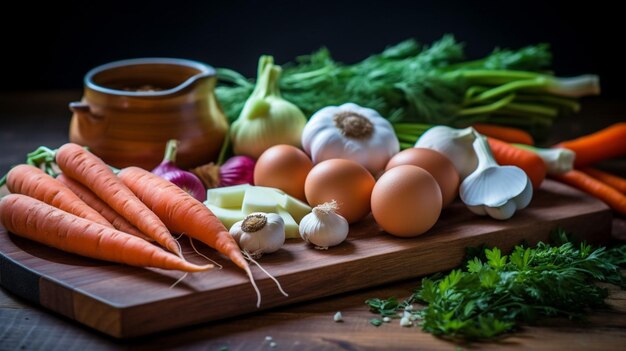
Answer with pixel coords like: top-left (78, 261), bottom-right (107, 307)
top-left (39, 277), bottom-right (75, 320)
top-left (0, 180), bottom-right (613, 338)
top-left (72, 292), bottom-right (122, 338)
top-left (2, 275), bottom-right (626, 351)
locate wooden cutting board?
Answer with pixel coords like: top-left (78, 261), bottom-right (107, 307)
top-left (0, 180), bottom-right (612, 338)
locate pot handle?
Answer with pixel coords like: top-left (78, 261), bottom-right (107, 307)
top-left (69, 101), bottom-right (104, 121)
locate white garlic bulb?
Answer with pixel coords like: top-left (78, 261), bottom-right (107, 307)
top-left (230, 212), bottom-right (285, 259)
top-left (301, 102), bottom-right (400, 176)
top-left (299, 201), bottom-right (349, 249)
top-left (460, 134), bottom-right (533, 220)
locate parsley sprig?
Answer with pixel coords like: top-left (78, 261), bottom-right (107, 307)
top-left (366, 231), bottom-right (626, 340)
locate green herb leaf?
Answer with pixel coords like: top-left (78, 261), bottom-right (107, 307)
top-left (215, 35), bottom-right (583, 139)
top-left (365, 230), bottom-right (626, 340)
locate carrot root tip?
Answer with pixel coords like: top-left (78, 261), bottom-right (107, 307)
top-left (244, 250), bottom-right (288, 297)
top-left (169, 272), bottom-right (189, 289)
top-left (188, 236), bottom-right (223, 269)
top-left (242, 259), bottom-right (262, 308)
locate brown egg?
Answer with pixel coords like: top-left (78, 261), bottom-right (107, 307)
top-left (385, 148), bottom-right (459, 207)
top-left (254, 144), bottom-right (313, 201)
top-left (371, 165), bottom-right (442, 237)
top-left (304, 159), bottom-right (375, 224)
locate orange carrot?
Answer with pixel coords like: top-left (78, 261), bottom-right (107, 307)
top-left (56, 174), bottom-right (153, 241)
top-left (555, 122), bottom-right (626, 167)
top-left (473, 123), bottom-right (534, 145)
top-left (55, 143), bottom-right (181, 257)
top-left (117, 166), bottom-right (246, 269)
top-left (6, 164), bottom-right (113, 228)
top-left (550, 170), bottom-right (626, 216)
top-left (0, 194), bottom-right (212, 272)
top-left (117, 166), bottom-right (269, 306)
top-left (487, 137), bottom-right (547, 189)
top-left (580, 168), bottom-right (626, 194)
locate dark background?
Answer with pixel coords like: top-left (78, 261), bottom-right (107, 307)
top-left (2, 0), bottom-right (625, 97)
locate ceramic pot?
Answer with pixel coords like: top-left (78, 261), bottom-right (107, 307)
top-left (69, 58), bottom-right (228, 170)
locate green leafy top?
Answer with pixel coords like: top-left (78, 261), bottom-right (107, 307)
top-left (215, 35), bottom-right (557, 127)
top-left (366, 230), bottom-right (626, 341)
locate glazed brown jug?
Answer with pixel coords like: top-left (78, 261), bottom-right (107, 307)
top-left (69, 58), bottom-right (228, 170)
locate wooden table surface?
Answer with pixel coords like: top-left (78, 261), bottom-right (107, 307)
top-left (1, 92), bottom-right (625, 350)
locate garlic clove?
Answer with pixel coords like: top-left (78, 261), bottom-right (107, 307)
top-left (415, 126), bottom-right (478, 179)
top-left (460, 166), bottom-right (529, 207)
top-left (466, 204), bottom-right (487, 216)
top-left (485, 201), bottom-right (517, 220)
top-left (459, 133), bottom-right (534, 220)
top-left (513, 178), bottom-right (533, 210)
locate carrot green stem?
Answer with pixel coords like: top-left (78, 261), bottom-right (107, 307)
top-left (395, 133), bottom-right (420, 143)
top-left (393, 123), bottom-right (432, 134)
top-left (513, 94), bottom-right (581, 112)
top-left (23, 145), bottom-right (121, 177)
top-left (459, 94), bottom-right (516, 115)
top-left (449, 70), bottom-right (541, 85)
top-left (282, 65), bottom-right (335, 84)
top-left (505, 102), bottom-right (559, 117)
top-left (26, 146), bottom-right (59, 178)
top-left (472, 78), bottom-right (547, 103)
top-left (464, 86), bottom-right (490, 100)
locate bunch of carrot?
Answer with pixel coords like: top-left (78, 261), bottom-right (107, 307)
top-left (470, 122), bottom-right (626, 216)
top-left (549, 123), bottom-right (626, 216)
top-left (0, 143), bottom-right (270, 306)
top-left (474, 122), bottom-right (626, 216)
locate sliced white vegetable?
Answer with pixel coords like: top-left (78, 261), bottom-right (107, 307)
top-left (277, 208), bottom-right (300, 239)
top-left (204, 204), bottom-right (243, 228)
top-left (242, 187), bottom-right (279, 214)
top-left (205, 184), bottom-right (251, 208)
top-left (205, 186), bottom-right (312, 238)
top-left (268, 191), bottom-right (312, 223)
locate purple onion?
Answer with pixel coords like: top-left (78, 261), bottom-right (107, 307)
top-left (152, 139), bottom-right (207, 202)
top-left (219, 155), bottom-right (256, 187)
